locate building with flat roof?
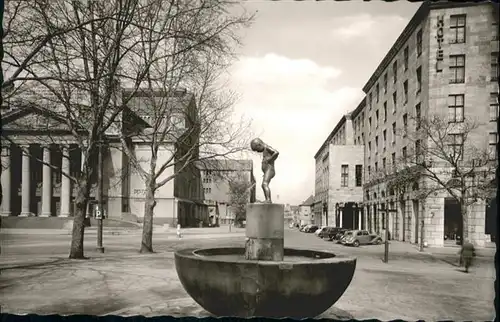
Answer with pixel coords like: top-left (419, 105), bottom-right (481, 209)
top-left (315, 1), bottom-right (498, 247)
top-left (313, 100), bottom-right (366, 229)
top-left (197, 159), bottom-right (256, 225)
top-left (1, 88), bottom-right (208, 228)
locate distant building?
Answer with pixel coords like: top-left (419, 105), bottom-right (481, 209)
top-left (197, 159), bottom-right (256, 225)
top-left (298, 195), bottom-right (315, 226)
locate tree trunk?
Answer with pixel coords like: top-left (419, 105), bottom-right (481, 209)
top-left (140, 182), bottom-right (157, 253)
top-left (460, 199), bottom-right (468, 245)
top-left (69, 189), bottom-right (89, 259)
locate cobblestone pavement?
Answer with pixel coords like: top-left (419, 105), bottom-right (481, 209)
top-left (0, 228), bottom-right (495, 320)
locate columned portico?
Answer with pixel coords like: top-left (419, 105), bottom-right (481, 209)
top-left (40, 145), bottom-right (52, 217)
top-left (20, 145), bottom-right (32, 217)
top-left (1, 144), bottom-right (11, 216)
top-left (60, 145), bottom-right (71, 217)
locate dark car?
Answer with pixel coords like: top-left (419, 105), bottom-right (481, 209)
top-left (318, 227), bottom-right (343, 240)
top-left (325, 228), bottom-right (348, 241)
top-left (317, 227), bottom-right (335, 239)
top-left (304, 225), bottom-right (319, 233)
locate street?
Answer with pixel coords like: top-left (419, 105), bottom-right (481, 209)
top-left (0, 227), bottom-right (495, 320)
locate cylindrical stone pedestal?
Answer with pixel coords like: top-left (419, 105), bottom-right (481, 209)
top-left (245, 203), bottom-right (284, 261)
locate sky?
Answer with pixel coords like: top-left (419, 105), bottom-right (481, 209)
top-left (226, 1), bottom-right (421, 205)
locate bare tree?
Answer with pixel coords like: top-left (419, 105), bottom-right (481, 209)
top-left (2, 0), bottom-right (252, 258)
top-left (115, 1), bottom-right (253, 253)
top-left (228, 170), bottom-right (254, 227)
top-left (392, 114), bottom-right (496, 244)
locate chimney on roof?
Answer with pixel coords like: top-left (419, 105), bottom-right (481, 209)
top-left (345, 112), bottom-right (354, 145)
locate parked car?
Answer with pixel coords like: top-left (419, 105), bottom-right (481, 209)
top-left (323, 228), bottom-right (348, 241)
top-left (299, 224), bottom-right (311, 232)
top-left (342, 230), bottom-right (383, 247)
top-left (338, 230), bottom-right (353, 244)
top-left (317, 227), bottom-right (335, 239)
top-left (315, 226), bottom-right (330, 236)
top-left (304, 225), bottom-right (319, 233)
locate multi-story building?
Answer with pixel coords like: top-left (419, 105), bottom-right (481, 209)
top-left (197, 159), bottom-right (256, 225)
top-left (313, 100), bottom-right (366, 228)
top-left (0, 88), bottom-right (208, 228)
top-left (315, 2), bottom-right (498, 247)
top-left (362, 1), bottom-right (498, 247)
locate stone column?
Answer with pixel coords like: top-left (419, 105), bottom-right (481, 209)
top-left (20, 145), bottom-right (31, 217)
top-left (358, 208), bottom-right (362, 230)
top-left (245, 203), bottom-right (284, 261)
top-left (60, 145), bottom-right (71, 217)
top-left (40, 145), bottom-right (52, 217)
top-left (1, 143), bottom-right (11, 216)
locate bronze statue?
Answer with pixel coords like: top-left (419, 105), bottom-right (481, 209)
top-left (250, 138), bottom-right (279, 203)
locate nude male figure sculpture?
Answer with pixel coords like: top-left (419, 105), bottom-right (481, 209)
top-left (250, 138), bottom-right (279, 203)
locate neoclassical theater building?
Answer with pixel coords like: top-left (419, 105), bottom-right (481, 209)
top-left (1, 88), bottom-right (208, 228)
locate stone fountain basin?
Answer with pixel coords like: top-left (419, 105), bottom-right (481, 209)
top-left (174, 247), bottom-right (356, 318)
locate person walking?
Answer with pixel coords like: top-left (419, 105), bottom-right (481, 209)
top-left (458, 241), bottom-right (476, 273)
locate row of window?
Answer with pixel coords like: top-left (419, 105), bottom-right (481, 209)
top-left (365, 129), bottom-right (498, 180)
top-left (203, 187), bottom-right (212, 194)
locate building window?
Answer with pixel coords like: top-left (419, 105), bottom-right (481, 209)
top-left (490, 93), bottom-right (499, 122)
top-left (391, 152), bottom-right (396, 171)
top-left (415, 139), bottom-right (422, 163)
top-left (375, 136), bottom-right (379, 153)
top-left (449, 133), bottom-right (464, 160)
top-left (383, 102), bottom-right (387, 122)
top-left (403, 80), bottom-right (408, 104)
top-left (375, 110), bottom-right (379, 128)
top-left (416, 66), bottom-right (422, 93)
top-left (383, 74), bottom-right (388, 93)
top-left (368, 165), bottom-right (371, 178)
top-left (375, 161), bottom-right (378, 172)
top-left (392, 91), bottom-right (397, 113)
top-left (376, 84), bottom-right (380, 103)
top-left (402, 146), bottom-right (407, 161)
top-left (450, 14), bottom-right (466, 44)
top-left (393, 60), bottom-right (398, 83)
top-left (404, 46), bottom-right (409, 71)
top-left (492, 52), bottom-right (498, 81)
top-left (416, 29), bottom-right (423, 56)
top-left (368, 92), bottom-right (372, 110)
top-left (392, 122), bottom-right (396, 144)
top-left (341, 165), bottom-right (349, 187)
top-left (489, 132), bottom-right (498, 160)
top-left (448, 94), bottom-right (464, 123)
top-left (368, 141), bottom-right (372, 154)
top-left (369, 117), bottom-right (372, 131)
top-left (415, 103), bottom-right (421, 129)
top-left (403, 113), bottom-right (408, 136)
top-left (450, 54), bottom-right (465, 84)
top-left (382, 157), bottom-right (387, 172)
top-left (355, 165), bottom-right (363, 187)
top-left (383, 129), bottom-right (387, 151)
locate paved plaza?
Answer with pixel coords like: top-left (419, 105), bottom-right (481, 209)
top-left (0, 227), bottom-right (495, 320)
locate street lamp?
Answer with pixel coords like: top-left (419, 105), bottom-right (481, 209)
top-left (96, 137), bottom-right (105, 253)
top-left (379, 205), bottom-right (397, 263)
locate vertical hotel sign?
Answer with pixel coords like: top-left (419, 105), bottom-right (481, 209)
top-left (436, 15), bottom-right (444, 72)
